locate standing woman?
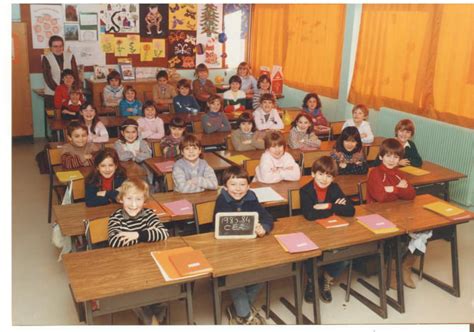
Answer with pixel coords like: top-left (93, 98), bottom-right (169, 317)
top-left (42, 35), bottom-right (79, 109)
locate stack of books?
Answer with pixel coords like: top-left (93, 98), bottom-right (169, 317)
top-left (423, 201), bottom-right (474, 222)
top-left (356, 214), bottom-right (399, 234)
top-left (274, 232), bottom-right (319, 253)
top-left (143, 200), bottom-right (170, 219)
top-left (151, 247), bottom-right (213, 281)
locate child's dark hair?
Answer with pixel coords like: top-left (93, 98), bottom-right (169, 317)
top-left (257, 74), bottom-right (271, 89)
top-left (169, 116), bottom-right (187, 128)
top-left (291, 112), bottom-right (314, 134)
top-left (312, 156), bottom-right (338, 177)
top-left (260, 93), bottom-right (275, 104)
top-left (61, 69), bottom-right (75, 82)
top-left (123, 85), bottom-right (136, 98)
top-left (336, 126), bottom-right (363, 153)
top-left (379, 138), bottom-right (405, 158)
top-left (178, 134), bottom-right (203, 159)
top-left (107, 70), bottom-right (121, 84)
top-left (79, 103), bottom-right (99, 134)
top-left (70, 86), bottom-right (82, 96)
top-left (66, 120), bottom-right (88, 137)
top-left (156, 70), bottom-right (168, 81)
top-left (86, 148), bottom-right (127, 185)
top-left (142, 100), bottom-right (157, 117)
top-left (119, 118), bottom-right (139, 143)
top-left (264, 130), bottom-right (286, 150)
top-left (48, 35), bottom-right (64, 47)
top-left (237, 112), bottom-right (256, 132)
top-left (222, 165), bottom-right (249, 185)
top-left (194, 63), bottom-right (209, 77)
top-left (302, 93), bottom-right (322, 110)
top-left (229, 75), bottom-right (242, 86)
top-left (395, 119), bottom-right (415, 136)
top-left (207, 95), bottom-right (222, 111)
top-left (177, 78), bottom-right (191, 89)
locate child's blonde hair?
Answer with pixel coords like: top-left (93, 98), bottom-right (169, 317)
top-left (237, 62), bottom-right (251, 75)
top-left (117, 178), bottom-right (149, 202)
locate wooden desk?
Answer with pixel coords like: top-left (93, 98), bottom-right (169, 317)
top-left (214, 148), bottom-right (301, 165)
top-left (62, 238), bottom-right (200, 324)
top-left (49, 116), bottom-right (127, 141)
top-left (183, 221), bottom-right (322, 324)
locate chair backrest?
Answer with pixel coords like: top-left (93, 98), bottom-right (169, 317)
top-left (357, 180), bottom-right (368, 205)
top-left (243, 159), bottom-right (260, 178)
top-left (164, 172), bottom-right (174, 191)
top-left (152, 141), bottom-right (162, 157)
top-left (84, 217), bottom-right (109, 249)
top-left (192, 121), bottom-right (203, 134)
top-left (47, 146), bottom-right (63, 172)
top-left (329, 121), bottom-right (344, 140)
top-left (193, 200), bottom-right (216, 233)
top-left (300, 150), bottom-right (331, 174)
top-left (366, 145), bottom-right (380, 161)
top-left (288, 188), bottom-right (301, 216)
top-left (226, 135), bottom-right (234, 151)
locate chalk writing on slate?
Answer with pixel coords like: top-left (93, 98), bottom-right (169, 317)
top-left (215, 212), bottom-right (258, 239)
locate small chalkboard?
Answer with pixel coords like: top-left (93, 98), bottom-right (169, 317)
top-left (214, 212), bottom-right (258, 239)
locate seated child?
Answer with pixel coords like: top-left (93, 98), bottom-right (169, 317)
top-left (161, 116), bottom-right (186, 158)
top-left (330, 126), bottom-right (368, 175)
top-left (119, 86), bottom-right (143, 117)
top-left (54, 69), bottom-right (83, 109)
top-left (288, 112), bottom-right (321, 150)
top-left (103, 70), bottom-right (124, 108)
top-left (85, 148), bottom-right (127, 207)
top-left (108, 178), bottom-right (169, 324)
top-left (254, 131), bottom-right (301, 183)
top-left (252, 74), bottom-right (274, 110)
top-left (367, 138), bottom-right (419, 289)
top-left (253, 93), bottom-right (284, 131)
top-left (152, 70), bottom-right (177, 113)
top-left (61, 87), bottom-right (83, 120)
top-left (214, 165), bottom-right (273, 325)
top-left (300, 156), bottom-right (355, 303)
top-left (172, 134), bottom-right (218, 193)
top-left (231, 112), bottom-right (265, 151)
top-left (342, 104), bottom-right (374, 144)
top-left (395, 119), bottom-right (423, 167)
top-left (237, 61), bottom-right (258, 109)
top-left (61, 120), bottom-right (100, 169)
top-left (138, 101), bottom-right (165, 139)
top-left (201, 95), bottom-right (231, 134)
top-left (79, 103), bottom-right (109, 143)
top-left (192, 63), bottom-right (217, 111)
top-left (302, 93), bottom-right (330, 136)
top-left (173, 79), bottom-right (200, 114)
top-left (114, 119), bottom-right (152, 163)
top-left (223, 75), bottom-right (246, 113)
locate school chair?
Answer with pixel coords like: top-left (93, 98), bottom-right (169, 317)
top-left (151, 141), bottom-right (163, 157)
top-left (84, 217), bottom-right (109, 250)
top-left (329, 121), bottom-right (345, 141)
top-left (226, 135), bottom-right (234, 151)
top-left (192, 121), bottom-right (203, 134)
top-left (357, 180), bottom-right (368, 205)
top-left (288, 188), bottom-right (301, 216)
top-left (47, 145), bottom-right (65, 223)
top-left (243, 159), bottom-right (260, 181)
top-left (299, 150), bottom-right (331, 175)
top-left (192, 200), bottom-right (216, 233)
top-left (366, 145), bottom-right (379, 162)
top-left (99, 92), bottom-right (119, 116)
top-left (163, 172), bottom-right (174, 192)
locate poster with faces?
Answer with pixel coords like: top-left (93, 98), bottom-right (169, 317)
top-left (30, 4), bottom-right (64, 49)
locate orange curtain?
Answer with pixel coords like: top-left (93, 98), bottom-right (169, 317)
top-left (250, 4), bottom-right (346, 98)
top-left (349, 4), bottom-right (474, 129)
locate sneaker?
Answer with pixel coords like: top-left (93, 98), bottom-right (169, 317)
top-left (226, 305), bottom-right (264, 325)
top-left (244, 312), bottom-right (264, 325)
top-left (250, 305), bottom-right (266, 325)
top-left (319, 272), bottom-right (334, 303)
top-left (304, 280), bottom-right (314, 303)
top-left (150, 303), bottom-right (168, 324)
top-left (226, 305), bottom-right (242, 325)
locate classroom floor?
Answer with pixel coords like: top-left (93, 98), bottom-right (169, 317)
top-left (11, 139), bottom-right (474, 325)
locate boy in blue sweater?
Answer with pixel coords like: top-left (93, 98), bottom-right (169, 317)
top-left (173, 79), bottom-right (200, 114)
top-left (213, 165), bottom-right (274, 325)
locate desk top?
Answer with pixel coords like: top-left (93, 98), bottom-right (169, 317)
top-left (363, 194), bottom-right (471, 233)
top-left (214, 148), bottom-right (301, 164)
top-left (49, 116), bottom-right (127, 131)
top-left (55, 160), bottom-right (147, 181)
top-left (183, 221), bottom-right (321, 278)
top-left (63, 238), bottom-right (198, 302)
top-left (402, 161), bottom-right (466, 186)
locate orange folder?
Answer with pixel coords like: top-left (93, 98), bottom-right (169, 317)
top-left (317, 215), bottom-right (349, 229)
top-left (169, 250), bottom-right (213, 277)
top-left (151, 247), bottom-right (196, 281)
top-left (423, 201), bottom-right (466, 217)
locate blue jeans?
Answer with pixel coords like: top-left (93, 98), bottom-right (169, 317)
top-left (230, 283), bottom-right (263, 318)
top-left (304, 259), bottom-right (349, 279)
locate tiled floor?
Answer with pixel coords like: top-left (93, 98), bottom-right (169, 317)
top-left (11, 139), bottom-right (474, 325)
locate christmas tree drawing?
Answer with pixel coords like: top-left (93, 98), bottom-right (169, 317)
top-left (200, 4), bottom-right (219, 37)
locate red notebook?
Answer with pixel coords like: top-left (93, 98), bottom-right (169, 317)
top-left (168, 250), bottom-right (213, 277)
top-left (318, 215), bottom-right (349, 228)
top-left (154, 160), bottom-right (175, 173)
top-left (274, 232), bottom-right (319, 253)
top-left (162, 199), bottom-right (193, 216)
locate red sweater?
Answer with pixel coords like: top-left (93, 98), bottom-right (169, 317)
top-left (367, 164), bottom-right (416, 203)
top-left (54, 84), bottom-right (84, 109)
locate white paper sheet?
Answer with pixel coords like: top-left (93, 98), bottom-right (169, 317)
top-left (251, 187), bottom-right (285, 203)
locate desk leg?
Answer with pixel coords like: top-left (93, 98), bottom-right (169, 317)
top-left (377, 243), bottom-right (388, 318)
top-left (443, 182), bottom-right (450, 201)
top-left (394, 236), bottom-right (405, 312)
top-left (185, 282), bottom-right (194, 325)
top-left (311, 257), bottom-right (321, 324)
top-left (84, 301), bottom-right (94, 325)
top-left (293, 262), bottom-right (303, 324)
top-left (212, 278), bottom-right (221, 325)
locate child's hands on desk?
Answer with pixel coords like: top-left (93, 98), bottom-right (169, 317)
top-left (116, 231), bottom-right (138, 245)
top-left (339, 161), bottom-right (347, 169)
top-left (97, 191), bottom-right (106, 197)
top-left (84, 153), bottom-right (93, 160)
top-left (396, 179), bottom-right (408, 189)
top-left (313, 203), bottom-right (331, 210)
top-left (384, 186), bottom-right (394, 193)
top-left (334, 198), bottom-right (347, 205)
top-left (255, 223), bottom-right (266, 237)
top-left (399, 159), bottom-right (411, 166)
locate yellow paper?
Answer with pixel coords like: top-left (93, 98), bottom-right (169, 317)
top-left (99, 34), bottom-right (115, 53)
top-left (423, 202), bottom-right (465, 217)
top-left (115, 37), bottom-right (129, 57)
top-left (399, 166), bottom-right (430, 176)
top-left (227, 155), bottom-right (251, 165)
top-left (56, 170), bottom-right (84, 183)
top-left (140, 42), bottom-right (154, 62)
top-left (127, 35), bottom-right (140, 55)
top-left (168, 4), bottom-right (197, 30)
top-left (152, 39), bottom-right (166, 58)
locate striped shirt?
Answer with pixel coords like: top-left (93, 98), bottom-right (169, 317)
top-left (108, 208), bottom-right (169, 248)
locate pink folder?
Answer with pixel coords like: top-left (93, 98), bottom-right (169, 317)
top-left (162, 199), bottom-right (193, 216)
top-left (275, 232), bottom-right (319, 253)
top-left (154, 160), bottom-right (175, 173)
top-left (356, 214), bottom-right (398, 232)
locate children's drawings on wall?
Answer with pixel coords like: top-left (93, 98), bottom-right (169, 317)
top-left (152, 39), bottom-right (166, 58)
top-left (30, 4), bottom-right (64, 49)
top-left (64, 24), bottom-right (79, 41)
top-left (100, 4), bottom-right (139, 34)
top-left (114, 37), bottom-right (128, 57)
top-left (168, 30), bottom-right (196, 69)
top-left (127, 35), bottom-right (141, 55)
top-left (139, 4), bottom-right (169, 38)
top-left (65, 4), bottom-right (78, 23)
top-left (168, 4), bottom-right (197, 31)
top-left (140, 42), bottom-right (154, 62)
top-left (99, 34), bottom-right (115, 53)
top-left (196, 4), bottom-right (223, 68)
top-left (66, 41), bottom-right (105, 66)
